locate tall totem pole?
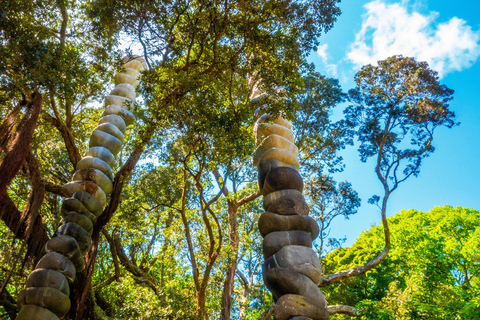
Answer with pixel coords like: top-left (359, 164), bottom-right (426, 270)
top-left (251, 90), bottom-right (329, 320)
top-left (15, 56), bottom-right (146, 320)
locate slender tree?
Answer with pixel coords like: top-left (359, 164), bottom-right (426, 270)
top-left (318, 56), bottom-right (456, 316)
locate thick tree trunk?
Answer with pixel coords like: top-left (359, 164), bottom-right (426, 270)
top-left (0, 101), bottom-right (23, 152)
top-left (196, 289), bottom-right (208, 320)
top-left (0, 91), bottom-right (42, 200)
top-left (20, 152), bottom-right (48, 263)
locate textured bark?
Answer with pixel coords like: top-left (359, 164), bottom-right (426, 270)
top-left (42, 179), bottom-right (66, 196)
top-left (102, 230), bottom-right (121, 282)
top-left (43, 112), bottom-right (81, 168)
top-left (0, 91), bottom-right (42, 201)
top-left (236, 270), bottom-right (251, 320)
top-left (0, 100), bottom-right (23, 152)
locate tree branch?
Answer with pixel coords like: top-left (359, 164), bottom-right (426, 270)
top-left (0, 92), bottom-right (42, 200)
top-left (237, 190), bottom-right (261, 207)
top-left (179, 165), bottom-right (200, 291)
top-left (46, 94), bottom-right (81, 167)
top-left (71, 128), bottom-right (154, 320)
top-left (102, 230), bottom-right (121, 282)
top-left (42, 179), bottom-right (66, 196)
top-left (320, 186), bottom-right (391, 287)
top-left (112, 233), bottom-right (158, 294)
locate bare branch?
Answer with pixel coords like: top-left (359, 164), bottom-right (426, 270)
top-left (92, 275), bottom-right (118, 292)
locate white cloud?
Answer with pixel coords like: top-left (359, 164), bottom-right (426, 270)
top-left (316, 44), bottom-right (338, 77)
top-left (317, 43), bottom-right (329, 60)
top-left (347, 0), bottom-right (480, 78)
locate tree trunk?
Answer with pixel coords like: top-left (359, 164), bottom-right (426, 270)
top-left (0, 100), bottom-right (23, 152)
top-left (196, 288), bottom-right (208, 320)
top-left (238, 280), bottom-right (249, 320)
top-left (0, 91), bottom-right (42, 200)
top-left (220, 201), bottom-right (239, 320)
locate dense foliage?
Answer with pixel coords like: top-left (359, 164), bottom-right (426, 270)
top-left (0, 1), bottom-right (465, 319)
top-left (1, 0), bottom-right (350, 319)
top-left (323, 206), bottom-right (480, 319)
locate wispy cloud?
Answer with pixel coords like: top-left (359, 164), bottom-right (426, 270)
top-left (317, 44), bottom-right (338, 77)
top-left (347, 0), bottom-right (480, 78)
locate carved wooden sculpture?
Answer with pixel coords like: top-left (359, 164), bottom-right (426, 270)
top-left (252, 93), bottom-right (329, 320)
top-left (15, 56), bottom-right (146, 320)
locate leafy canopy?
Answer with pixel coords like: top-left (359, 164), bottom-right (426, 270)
top-left (323, 206), bottom-right (480, 320)
top-left (346, 55), bottom-right (456, 194)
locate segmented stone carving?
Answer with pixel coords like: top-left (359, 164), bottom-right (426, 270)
top-left (252, 93), bottom-right (329, 320)
top-left (15, 56), bottom-right (146, 320)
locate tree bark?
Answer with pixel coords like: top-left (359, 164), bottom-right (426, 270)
top-left (43, 111), bottom-right (81, 168)
top-left (215, 165), bottom-right (259, 319)
top-left (220, 201), bottom-right (239, 320)
top-left (20, 152), bottom-right (48, 263)
top-left (319, 189), bottom-right (391, 287)
top-left (0, 100), bottom-right (23, 152)
top-left (0, 91), bottom-right (42, 201)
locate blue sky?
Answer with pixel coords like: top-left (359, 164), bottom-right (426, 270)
top-left (308, 0), bottom-right (480, 247)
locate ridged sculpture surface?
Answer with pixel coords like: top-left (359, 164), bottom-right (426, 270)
top-left (15, 56), bottom-right (146, 320)
top-left (252, 91), bottom-right (329, 320)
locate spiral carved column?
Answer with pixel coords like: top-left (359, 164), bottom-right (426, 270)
top-left (15, 56), bottom-right (146, 320)
top-left (252, 98), bottom-right (329, 320)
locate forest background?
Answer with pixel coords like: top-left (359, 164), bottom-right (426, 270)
top-left (1, 0), bottom-right (479, 319)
